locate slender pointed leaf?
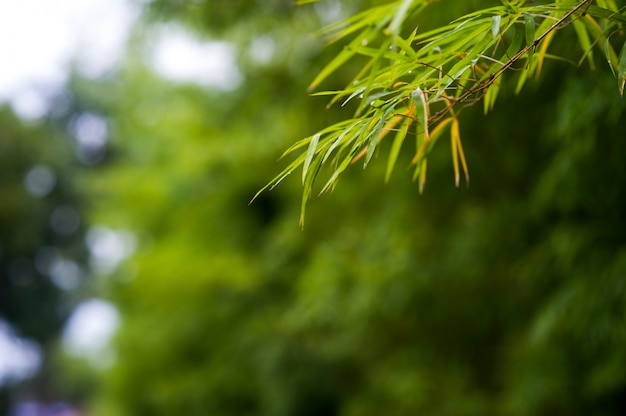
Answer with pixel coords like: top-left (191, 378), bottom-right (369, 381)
top-left (573, 19), bottom-right (595, 69)
top-left (524, 12), bottom-right (536, 69)
top-left (385, 117), bottom-right (410, 182)
top-left (365, 107), bottom-right (393, 167)
top-left (618, 40), bottom-right (626, 95)
top-left (302, 133), bottom-right (320, 184)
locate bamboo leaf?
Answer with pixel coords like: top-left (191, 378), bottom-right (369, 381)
top-left (322, 120), bottom-right (364, 163)
top-left (411, 117), bottom-right (452, 166)
top-left (419, 159), bottom-right (427, 193)
top-left (506, 23), bottom-right (524, 58)
top-left (309, 47), bottom-right (354, 91)
top-left (394, 34), bottom-right (417, 60)
top-left (585, 5), bottom-right (626, 24)
top-left (365, 107), bottom-right (393, 167)
top-left (618, 40), bottom-right (626, 96)
top-left (584, 14), bottom-right (620, 74)
top-left (385, 117), bottom-right (410, 182)
top-left (309, 21), bottom-right (387, 91)
top-left (535, 29), bottom-right (556, 78)
top-left (524, 12), bottom-right (536, 69)
top-left (451, 119), bottom-right (460, 187)
top-left (573, 18), bottom-right (595, 69)
top-left (300, 152), bottom-right (324, 227)
top-left (483, 78), bottom-right (501, 114)
top-left (341, 87), bottom-right (366, 107)
top-left (320, 141), bottom-right (363, 194)
top-left (302, 133), bottom-right (320, 185)
top-left (451, 119), bottom-right (469, 187)
top-left (604, 38), bottom-right (618, 76)
top-left (435, 31), bottom-right (494, 99)
top-left (357, 37), bottom-right (394, 115)
top-left (411, 87), bottom-right (429, 141)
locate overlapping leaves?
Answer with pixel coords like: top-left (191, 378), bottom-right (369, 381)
top-left (254, 0), bottom-right (626, 225)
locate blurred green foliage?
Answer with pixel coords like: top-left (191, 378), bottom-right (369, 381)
top-left (0, 105), bottom-right (90, 411)
top-left (14, 0), bottom-right (621, 415)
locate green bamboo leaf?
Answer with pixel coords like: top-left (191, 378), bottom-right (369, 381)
top-left (573, 19), bottom-right (595, 69)
top-left (595, 0), bottom-right (618, 11)
top-left (483, 79), bottom-right (501, 114)
top-left (418, 159), bottom-right (427, 193)
top-left (330, 120), bottom-right (370, 169)
top-left (357, 37), bottom-right (394, 115)
top-left (327, 60), bottom-right (375, 108)
top-left (394, 34), bottom-right (417, 60)
top-left (365, 107), bottom-right (393, 167)
top-left (300, 151), bottom-right (324, 227)
top-left (604, 38), bottom-right (618, 76)
top-left (434, 31), bottom-right (494, 99)
top-left (320, 140), bottom-right (363, 194)
top-left (322, 120), bottom-right (364, 163)
top-left (618, 40), bottom-right (626, 96)
top-left (505, 23), bottom-right (523, 58)
top-left (411, 127), bottom-right (425, 181)
top-left (341, 87), bottom-right (366, 107)
top-left (411, 117), bottom-right (452, 167)
top-left (524, 12), bottom-right (536, 69)
top-left (321, 3), bottom-right (395, 44)
top-left (583, 15), bottom-right (619, 74)
top-left (309, 22), bottom-right (386, 91)
top-left (411, 87), bottom-right (429, 142)
top-left (385, 118), bottom-right (410, 182)
top-left (585, 5), bottom-right (626, 24)
top-left (302, 133), bottom-right (320, 185)
top-left (516, 15), bottom-right (538, 98)
top-left (309, 47), bottom-right (353, 91)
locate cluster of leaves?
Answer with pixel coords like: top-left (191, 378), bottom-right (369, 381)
top-left (256, 0), bottom-right (626, 225)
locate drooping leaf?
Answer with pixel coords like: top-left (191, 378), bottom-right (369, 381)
top-left (385, 116), bottom-right (411, 182)
top-left (573, 18), bottom-right (595, 69)
top-left (450, 118), bottom-right (468, 187)
top-left (483, 78), bottom-right (501, 114)
top-left (300, 150), bottom-right (324, 227)
top-left (618, 40), bottom-right (626, 96)
top-left (302, 133), bottom-right (320, 185)
top-left (524, 12), bottom-right (536, 69)
top-left (365, 107), bottom-right (393, 167)
top-left (411, 87), bottom-right (429, 142)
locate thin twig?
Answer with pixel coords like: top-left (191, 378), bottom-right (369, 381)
top-left (431, 0), bottom-right (593, 121)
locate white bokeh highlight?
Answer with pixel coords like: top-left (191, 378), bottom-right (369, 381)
top-left (151, 25), bottom-right (242, 91)
top-left (0, 0), bottom-right (141, 119)
top-left (0, 320), bottom-right (41, 386)
top-left (86, 226), bottom-right (137, 274)
top-left (62, 299), bottom-right (120, 368)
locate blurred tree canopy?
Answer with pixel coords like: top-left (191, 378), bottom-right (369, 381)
top-left (0, 104), bottom-right (90, 411)
top-left (21, 0), bottom-right (623, 415)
